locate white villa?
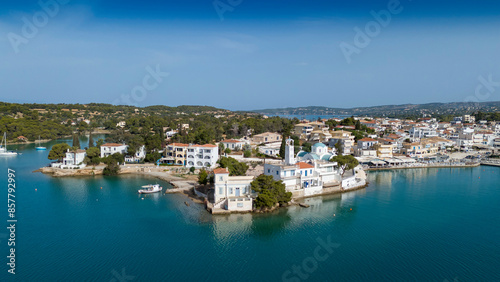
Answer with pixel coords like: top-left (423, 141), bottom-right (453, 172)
top-left (125, 145), bottom-right (146, 163)
top-left (220, 139), bottom-right (248, 151)
top-left (100, 143), bottom-right (128, 158)
top-left (211, 168), bottom-right (254, 212)
top-left (51, 149), bottom-right (87, 169)
top-left (186, 144), bottom-right (219, 169)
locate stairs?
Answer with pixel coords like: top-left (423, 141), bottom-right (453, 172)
top-left (213, 198), bottom-right (227, 209)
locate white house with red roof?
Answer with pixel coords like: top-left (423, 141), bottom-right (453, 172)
top-left (220, 139), bottom-right (248, 150)
top-left (100, 143), bottom-right (128, 158)
top-left (211, 168), bottom-right (254, 213)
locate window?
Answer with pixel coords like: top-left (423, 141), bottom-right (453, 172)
top-left (268, 169), bottom-right (271, 173)
top-left (276, 171), bottom-right (279, 175)
top-left (237, 203), bottom-right (243, 207)
top-left (219, 176), bottom-right (223, 181)
top-left (229, 188), bottom-right (233, 194)
top-left (219, 187), bottom-right (223, 195)
top-left (242, 187), bottom-right (246, 194)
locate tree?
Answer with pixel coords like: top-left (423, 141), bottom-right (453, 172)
top-left (331, 155), bottom-right (359, 176)
top-left (103, 162), bottom-right (120, 175)
top-left (302, 142), bottom-right (312, 153)
top-left (218, 143), bottom-right (225, 155)
top-left (355, 120), bottom-right (361, 130)
top-left (334, 142), bottom-right (342, 155)
top-left (48, 143), bottom-right (70, 162)
top-left (244, 150), bottom-right (251, 158)
top-left (84, 147), bottom-right (100, 165)
top-left (279, 137), bottom-right (286, 159)
top-left (88, 132), bottom-right (94, 148)
top-left (224, 148), bottom-right (231, 155)
top-left (189, 166), bottom-right (196, 174)
top-left (72, 134), bottom-right (80, 149)
top-left (218, 157), bottom-right (249, 176)
top-left (251, 175), bottom-right (292, 208)
top-left (198, 169), bottom-right (208, 185)
top-left (96, 138), bottom-right (104, 149)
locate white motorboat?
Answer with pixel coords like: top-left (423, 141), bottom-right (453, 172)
top-left (0, 133), bottom-right (18, 156)
top-left (138, 184), bottom-right (163, 194)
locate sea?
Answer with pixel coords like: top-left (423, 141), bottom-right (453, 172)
top-left (1, 135), bottom-right (499, 281)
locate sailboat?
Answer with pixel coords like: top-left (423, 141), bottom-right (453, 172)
top-left (36, 136), bottom-right (46, 150)
top-left (0, 133), bottom-right (18, 156)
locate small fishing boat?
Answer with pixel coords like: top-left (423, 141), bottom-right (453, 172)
top-left (0, 133), bottom-right (18, 156)
top-left (138, 184), bottom-right (162, 194)
top-left (36, 136), bottom-right (46, 150)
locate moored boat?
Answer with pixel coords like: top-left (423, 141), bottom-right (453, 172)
top-left (138, 184), bottom-right (162, 194)
top-left (0, 133), bottom-right (18, 156)
top-left (36, 136), bottom-right (46, 150)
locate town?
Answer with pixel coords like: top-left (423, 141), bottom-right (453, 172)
top-left (10, 103), bottom-right (496, 214)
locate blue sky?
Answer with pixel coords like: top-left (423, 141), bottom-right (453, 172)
top-left (1, 0), bottom-right (499, 110)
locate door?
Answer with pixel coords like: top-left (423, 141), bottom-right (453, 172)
top-left (235, 188), bottom-right (240, 197)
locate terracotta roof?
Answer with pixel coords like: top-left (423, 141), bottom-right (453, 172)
top-left (169, 143), bottom-right (189, 147)
top-left (297, 162), bottom-right (314, 169)
top-left (358, 138), bottom-right (376, 142)
top-left (387, 134), bottom-right (401, 138)
top-left (192, 144), bottom-right (217, 148)
top-left (221, 139), bottom-right (243, 143)
top-left (102, 143), bottom-right (126, 147)
top-left (213, 168), bottom-right (229, 174)
top-left (17, 136), bottom-right (27, 139)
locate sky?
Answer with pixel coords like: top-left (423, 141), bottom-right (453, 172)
top-left (1, 0), bottom-right (500, 111)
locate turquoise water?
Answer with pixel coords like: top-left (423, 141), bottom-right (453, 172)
top-left (1, 138), bottom-right (500, 281)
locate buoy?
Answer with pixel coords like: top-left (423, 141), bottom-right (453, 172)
top-left (35, 189), bottom-right (37, 191)
top-left (100, 187), bottom-right (102, 189)
top-left (333, 214), bottom-right (336, 217)
top-left (350, 208), bottom-right (352, 211)
top-left (141, 198), bottom-right (144, 200)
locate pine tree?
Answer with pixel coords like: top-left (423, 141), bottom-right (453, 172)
top-left (72, 134), bottom-right (80, 149)
top-left (88, 132), bottom-right (94, 148)
top-left (279, 137), bottom-right (286, 159)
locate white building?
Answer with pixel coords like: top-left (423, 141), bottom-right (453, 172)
top-left (409, 127), bottom-right (438, 141)
top-left (296, 142), bottom-right (335, 162)
top-left (357, 138), bottom-right (378, 150)
top-left (220, 139), bottom-right (248, 151)
top-left (125, 145), bottom-right (146, 163)
top-left (258, 145), bottom-right (280, 157)
top-left (212, 168), bottom-right (254, 212)
top-left (186, 144), bottom-right (219, 168)
top-left (100, 143), bottom-right (128, 158)
top-left (52, 149), bottom-right (87, 169)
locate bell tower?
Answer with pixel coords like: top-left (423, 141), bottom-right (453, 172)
top-left (285, 138), bottom-right (296, 165)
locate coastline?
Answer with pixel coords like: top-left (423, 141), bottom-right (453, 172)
top-left (365, 162), bottom-right (480, 171)
top-left (7, 129), bottom-right (111, 145)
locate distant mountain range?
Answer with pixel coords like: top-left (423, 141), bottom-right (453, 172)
top-left (250, 101), bottom-right (500, 118)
